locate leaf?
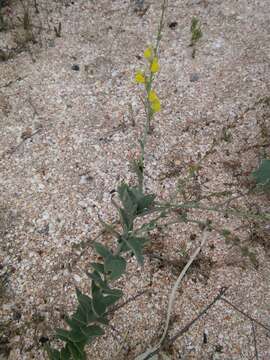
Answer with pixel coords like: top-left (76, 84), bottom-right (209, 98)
top-left (130, 188), bottom-right (155, 215)
top-left (127, 186), bottom-right (155, 214)
top-left (67, 342), bottom-right (86, 360)
top-left (123, 235), bottom-right (148, 265)
top-left (91, 282), bottom-right (106, 317)
top-left (92, 294), bottom-right (106, 317)
top-left (117, 236), bottom-right (130, 253)
top-left (65, 324), bottom-right (103, 345)
top-left (68, 330), bottom-right (88, 344)
top-left (95, 316), bottom-right (109, 325)
top-left (119, 207), bottom-right (134, 232)
top-left (75, 289), bottom-right (95, 323)
top-left (45, 346), bottom-right (61, 360)
top-left (253, 159), bottom-right (270, 191)
top-left (60, 346), bottom-right (71, 360)
top-left (118, 183), bottom-right (138, 217)
top-left (72, 307), bottom-right (88, 326)
top-left (103, 294), bottom-right (121, 307)
top-left (104, 255), bottom-right (126, 281)
top-left (55, 329), bottom-right (72, 342)
top-left (65, 317), bottom-right (84, 333)
top-left (91, 262), bottom-right (105, 274)
top-left (93, 242), bottom-right (112, 258)
top-left (81, 325), bottom-right (104, 339)
top-left (75, 288), bottom-right (105, 325)
top-left (72, 307), bottom-right (108, 326)
top-left (88, 271), bottom-right (107, 289)
top-left (117, 183), bottom-right (155, 233)
top-left (102, 287), bottom-right (123, 298)
top-left (98, 216), bottom-right (120, 238)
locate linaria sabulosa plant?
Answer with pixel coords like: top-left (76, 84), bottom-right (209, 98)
top-left (45, 2), bottom-right (166, 359)
top-left (45, 1), bottom-right (270, 359)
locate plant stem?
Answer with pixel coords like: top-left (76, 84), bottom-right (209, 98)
top-left (138, 202), bottom-right (270, 222)
top-left (138, 0), bottom-right (167, 191)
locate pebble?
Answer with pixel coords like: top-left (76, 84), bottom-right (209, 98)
top-left (48, 39), bottom-right (55, 48)
top-left (80, 175), bottom-right (93, 184)
top-left (74, 274), bottom-right (81, 282)
top-left (190, 73), bottom-right (200, 82)
top-left (71, 64), bottom-right (80, 71)
top-left (212, 38), bottom-right (224, 49)
top-left (168, 21), bottom-right (178, 29)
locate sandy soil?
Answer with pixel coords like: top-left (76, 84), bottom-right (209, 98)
top-left (0, 0), bottom-right (270, 359)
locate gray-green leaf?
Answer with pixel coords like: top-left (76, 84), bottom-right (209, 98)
top-left (253, 159), bottom-right (270, 191)
top-left (93, 242), bottom-right (112, 258)
top-left (104, 255), bottom-right (126, 281)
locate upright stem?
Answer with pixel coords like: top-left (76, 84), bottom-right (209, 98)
top-left (138, 0), bottom-right (167, 191)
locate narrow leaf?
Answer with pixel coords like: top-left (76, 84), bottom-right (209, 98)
top-left (60, 346), bottom-right (71, 360)
top-left (102, 287), bottom-right (123, 297)
top-left (55, 329), bottom-right (72, 342)
top-left (103, 294), bottom-right (121, 307)
top-left (81, 325), bottom-right (104, 339)
top-left (91, 282), bottom-right (106, 317)
top-left (93, 242), bottom-right (112, 258)
top-left (88, 271), bottom-right (107, 289)
top-left (67, 342), bottom-right (86, 360)
top-left (119, 207), bottom-right (134, 232)
top-left (45, 346), bottom-right (61, 360)
top-left (91, 262), bottom-right (105, 274)
top-left (75, 289), bottom-right (95, 323)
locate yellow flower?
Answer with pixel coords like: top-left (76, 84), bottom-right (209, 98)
top-left (148, 90), bottom-right (158, 102)
top-left (150, 57), bottom-right (160, 73)
top-left (135, 71), bottom-right (146, 83)
top-left (151, 99), bottom-right (161, 113)
top-left (144, 47), bottom-right (152, 60)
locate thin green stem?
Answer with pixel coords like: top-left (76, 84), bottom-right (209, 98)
top-left (138, 202), bottom-right (270, 222)
top-left (138, 0), bottom-right (167, 191)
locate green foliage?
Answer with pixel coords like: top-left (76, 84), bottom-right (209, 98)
top-left (252, 159), bottom-right (270, 192)
top-left (0, 3), bottom-right (6, 31)
top-left (190, 17), bottom-right (202, 45)
top-left (104, 255), bottom-right (126, 281)
top-left (46, 182), bottom-right (155, 359)
top-left (0, 269), bottom-right (9, 299)
top-left (117, 184), bottom-right (155, 234)
top-left (45, 4), bottom-right (270, 359)
top-left (190, 16), bottom-right (202, 58)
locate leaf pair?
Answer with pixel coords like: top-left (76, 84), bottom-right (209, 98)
top-left (118, 183), bottom-right (155, 231)
top-left (93, 242), bottom-right (126, 282)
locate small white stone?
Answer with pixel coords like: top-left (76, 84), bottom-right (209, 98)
top-left (212, 38), bottom-right (224, 49)
top-left (74, 274), bottom-right (81, 283)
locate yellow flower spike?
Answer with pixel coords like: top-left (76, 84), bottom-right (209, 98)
top-left (144, 47), bottom-right (152, 60)
top-left (135, 71), bottom-right (146, 84)
top-left (151, 99), bottom-right (161, 113)
top-left (150, 57), bottom-right (160, 73)
top-left (148, 90), bottom-right (159, 102)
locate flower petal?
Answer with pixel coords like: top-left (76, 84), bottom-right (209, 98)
top-left (144, 47), bottom-right (152, 60)
top-left (151, 99), bottom-right (161, 112)
top-left (135, 71), bottom-right (146, 83)
top-left (150, 57), bottom-right (160, 73)
top-left (148, 90), bottom-right (158, 102)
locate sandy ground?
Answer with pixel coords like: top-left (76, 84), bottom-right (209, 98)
top-left (0, 0), bottom-right (270, 359)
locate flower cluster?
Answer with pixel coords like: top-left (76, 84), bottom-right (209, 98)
top-left (135, 46), bottom-right (161, 113)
